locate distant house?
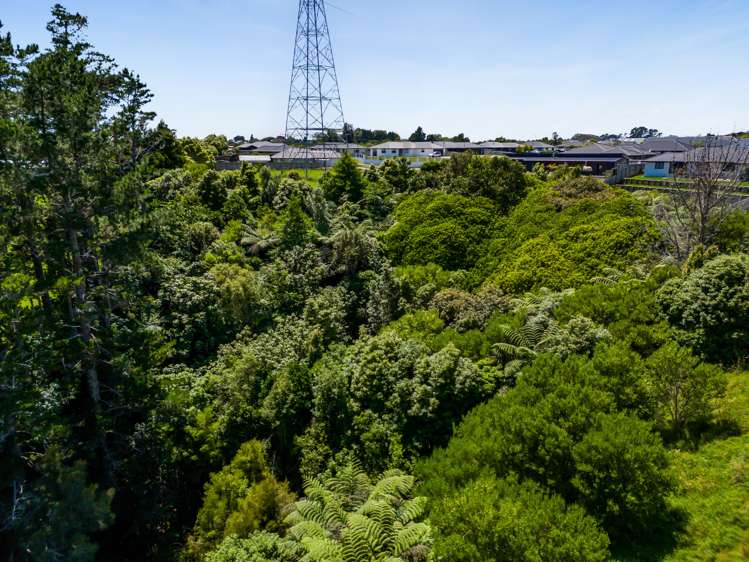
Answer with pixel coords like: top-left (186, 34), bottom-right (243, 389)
top-left (526, 141), bottom-right (554, 152)
top-left (639, 138), bottom-right (692, 154)
top-left (643, 145), bottom-right (749, 178)
top-left (436, 141), bottom-right (482, 154)
top-left (238, 141), bottom-right (287, 155)
top-left (560, 142), bottom-right (652, 160)
top-left (369, 141), bottom-right (441, 158)
top-left (310, 142), bottom-right (367, 158)
top-left (478, 141), bottom-right (519, 155)
top-left (270, 147), bottom-right (341, 168)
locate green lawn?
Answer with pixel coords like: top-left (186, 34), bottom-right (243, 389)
top-left (664, 373), bottom-right (749, 561)
top-left (277, 168), bottom-right (327, 186)
top-left (629, 175), bottom-right (749, 188)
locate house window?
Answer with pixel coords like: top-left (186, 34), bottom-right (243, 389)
top-left (655, 162), bottom-right (665, 170)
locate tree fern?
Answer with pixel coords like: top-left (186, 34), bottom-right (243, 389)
top-left (285, 463), bottom-right (432, 561)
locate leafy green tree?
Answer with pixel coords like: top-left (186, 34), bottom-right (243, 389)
top-left (321, 152), bottom-right (366, 203)
top-left (384, 191), bottom-right (497, 270)
top-left (17, 447), bottom-right (114, 562)
top-left (571, 412), bottom-right (675, 537)
top-left (187, 441), bottom-right (295, 559)
top-left (657, 254), bottom-right (749, 363)
top-left (281, 197), bottom-right (315, 249)
top-left (645, 342), bottom-right (727, 438)
top-left (430, 477), bottom-right (609, 562)
top-left (286, 463), bottom-right (433, 562)
top-left (408, 126), bottom-right (426, 142)
top-left (303, 332), bottom-right (497, 474)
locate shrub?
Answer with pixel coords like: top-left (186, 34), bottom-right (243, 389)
top-left (657, 254), bottom-right (749, 363)
top-left (384, 191), bottom-right (497, 270)
top-left (431, 477), bottom-right (610, 562)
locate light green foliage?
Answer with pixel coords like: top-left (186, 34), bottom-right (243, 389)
top-left (285, 464), bottom-right (433, 562)
top-left (664, 373), bottom-right (749, 561)
top-left (384, 190), bottom-right (497, 270)
top-left (657, 254), bottom-right (749, 363)
top-left (645, 342), bottom-right (727, 438)
top-left (206, 532), bottom-right (305, 562)
top-left (430, 477), bottom-right (609, 562)
top-left (187, 441), bottom-right (295, 558)
top-left (207, 263), bottom-right (264, 327)
top-left (480, 180), bottom-right (659, 292)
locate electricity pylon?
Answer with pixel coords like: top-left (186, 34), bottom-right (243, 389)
top-left (283, 0), bottom-right (345, 161)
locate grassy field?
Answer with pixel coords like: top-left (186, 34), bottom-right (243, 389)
top-left (276, 168), bottom-right (327, 186)
top-left (664, 372), bottom-right (749, 561)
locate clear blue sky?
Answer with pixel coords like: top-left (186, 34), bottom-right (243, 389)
top-left (3, 0), bottom-right (749, 140)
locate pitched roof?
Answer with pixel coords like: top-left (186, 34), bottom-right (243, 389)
top-left (479, 141), bottom-right (519, 149)
top-left (561, 142), bottom-right (650, 158)
top-left (639, 138), bottom-right (692, 153)
top-left (311, 142), bottom-right (365, 150)
top-left (646, 145), bottom-right (749, 164)
top-left (438, 141), bottom-right (482, 149)
top-left (370, 141), bottom-right (441, 149)
top-left (272, 147), bottom-right (341, 160)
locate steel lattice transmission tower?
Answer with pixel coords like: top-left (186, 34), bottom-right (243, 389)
top-left (284, 0), bottom-right (345, 159)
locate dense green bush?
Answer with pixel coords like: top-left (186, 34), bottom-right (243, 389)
top-left (300, 332), bottom-right (498, 475)
top-left (418, 353), bottom-right (675, 542)
top-left (657, 254), bottom-right (749, 363)
top-left (430, 477), bottom-right (609, 561)
top-left (384, 190), bottom-right (498, 270)
top-left (478, 182), bottom-right (660, 291)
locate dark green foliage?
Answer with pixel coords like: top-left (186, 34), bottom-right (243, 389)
top-left (321, 152), bottom-right (366, 203)
top-left (2, 7), bottom-right (745, 561)
top-left (14, 447), bottom-right (114, 562)
top-left (657, 254), bottom-right (749, 363)
top-left (418, 353), bottom-right (675, 542)
top-left (301, 332), bottom-right (498, 475)
top-left (430, 477), bottom-right (610, 562)
top-left (384, 190), bottom-right (497, 270)
top-left (443, 153), bottom-right (528, 212)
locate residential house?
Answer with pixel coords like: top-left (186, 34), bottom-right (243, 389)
top-left (238, 141), bottom-right (287, 155)
top-left (436, 141), bottom-right (482, 154)
top-left (478, 141), bottom-right (520, 155)
top-left (643, 145), bottom-right (749, 179)
top-left (369, 141), bottom-right (441, 158)
top-left (639, 137), bottom-right (692, 154)
top-left (311, 142), bottom-right (367, 158)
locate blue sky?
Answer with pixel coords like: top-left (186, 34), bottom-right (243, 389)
top-left (3, 0), bottom-right (749, 140)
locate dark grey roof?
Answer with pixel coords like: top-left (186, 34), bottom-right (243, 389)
top-left (646, 145), bottom-right (749, 164)
top-left (562, 142), bottom-right (650, 158)
top-left (639, 138), bottom-right (692, 153)
top-left (527, 141), bottom-right (553, 149)
top-left (509, 155), bottom-right (625, 163)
